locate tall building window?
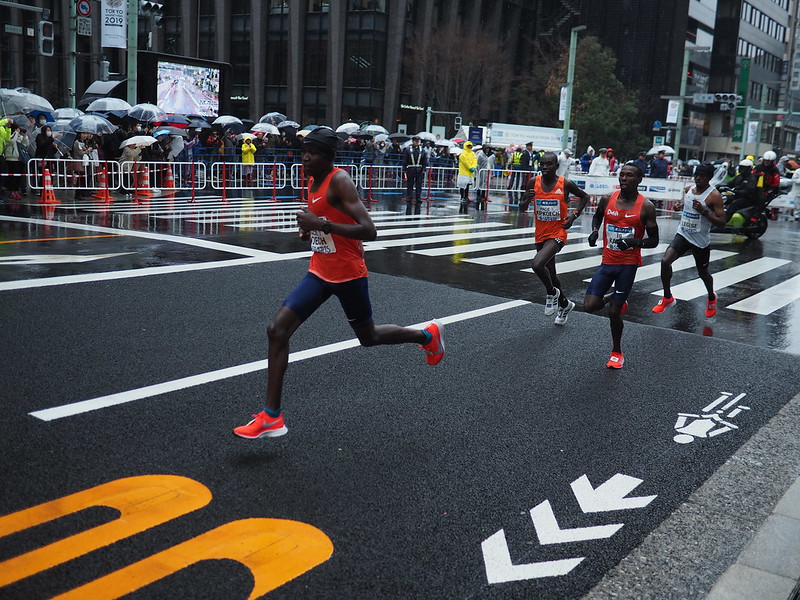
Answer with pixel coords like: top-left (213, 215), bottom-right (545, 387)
top-left (198, 0), bottom-right (215, 60)
top-left (163, 3), bottom-right (181, 55)
top-left (231, 6), bottom-right (251, 100)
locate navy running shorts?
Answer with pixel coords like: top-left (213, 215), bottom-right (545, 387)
top-left (585, 263), bottom-right (639, 302)
top-left (283, 272), bottom-right (374, 327)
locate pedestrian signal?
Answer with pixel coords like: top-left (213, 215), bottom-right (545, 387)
top-left (714, 93), bottom-right (742, 109)
top-left (454, 116), bottom-right (462, 130)
top-left (38, 20), bottom-right (54, 57)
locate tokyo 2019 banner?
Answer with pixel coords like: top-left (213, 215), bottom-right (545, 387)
top-left (101, 0), bottom-right (128, 49)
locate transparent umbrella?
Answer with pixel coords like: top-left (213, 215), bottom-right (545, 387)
top-left (251, 123), bottom-right (279, 135)
top-left (277, 120), bottom-right (300, 130)
top-left (0, 88), bottom-right (29, 114)
top-left (213, 115), bottom-right (243, 126)
top-left (364, 124), bottom-right (388, 136)
top-left (120, 135), bottom-right (158, 148)
top-left (127, 103), bottom-right (166, 123)
top-left (259, 112), bottom-right (287, 125)
top-left (416, 131), bottom-right (436, 142)
top-left (53, 107), bottom-right (84, 120)
top-left (336, 122), bottom-right (360, 135)
top-left (67, 114), bottom-right (117, 134)
top-left (646, 144), bottom-right (676, 155)
top-left (87, 98), bottom-right (132, 113)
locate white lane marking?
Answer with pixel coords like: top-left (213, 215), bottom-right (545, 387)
top-left (0, 253), bottom-right (135, 265)
top-left (460, 234), bottom-right (592, 264)
top-left (580, 250), bottom-right (738, 283)
top-left (413, 237), bottom-right (536, 257)
top-left (0, 216), bottom-right (277, 258)
top-left (726, 273), bottom-right (800, 314)
top-left (29, 299), bottom-right (530, 421)
top-left (652, 257), bottom-right (791, 300)
top-left (363, 226), bottom-right (535, 249)
top-left (230, 215), bottom-right (476, 231)
top-left (521, 244), bottom-right (670, 275)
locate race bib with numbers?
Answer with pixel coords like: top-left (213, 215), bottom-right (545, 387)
top-left (535, 198), bottom-right (562, 221)
top-left (606, 223), bottom-right (634, 251)
top-left (310, 218), bottom-right (336, 254)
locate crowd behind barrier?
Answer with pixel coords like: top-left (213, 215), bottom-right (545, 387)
top-left (17, 155), bottom-right (698, 213)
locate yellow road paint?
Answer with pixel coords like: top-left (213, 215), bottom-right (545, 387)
top-left (0, 475), bottom-right (211, 587)
top-left (0, 234), bottom-right (124, 244)
top-left (51, 518), bottom-right (334, 600)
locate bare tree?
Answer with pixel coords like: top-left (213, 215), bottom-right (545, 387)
top-left (403, 22), bottom-right (511, 124)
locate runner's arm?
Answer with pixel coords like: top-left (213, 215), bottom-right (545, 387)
top-left (588, 195), bottom-right (609, 246)
top-left (564, 180), bottom-right (590, 224)
top-left (618, 201), bottom-right (659, 250)
top-left (519, 177), bottom-right (536, 211)
top-left (697, 189), bottom-right (727, 227)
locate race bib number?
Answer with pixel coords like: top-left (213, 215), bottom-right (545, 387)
top-left (606, 223), bottom-right (634, 251)
top-left (680, 209), bottom-right (701, 233)
top-left (535, 198), bottom-right (561, 221)
top-left (310, 219), bottom-right (336, 254)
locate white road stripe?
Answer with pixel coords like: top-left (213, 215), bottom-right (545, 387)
top-left (521, 244), bottom-right (670, 275)
top-left (652, 257), bottom-right (791, 300)
top-left (579, 250), bottom-right (738, 283)
top-left (460, 234), bottom-right (592, 264)
top-left (29, 299), bottom-right (530, 421)
top-left (726, 273), bottom-right (800, 314)
top-left (363, 226), bottom-right (535, 249)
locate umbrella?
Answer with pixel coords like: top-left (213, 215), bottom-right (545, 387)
top-left (388, 132), bottom-right (410, 142)
top-left (152, 113), bottom-right (190, 128)
top-left (48, 119), bottom-right (75, 133)
top-left (158, 125), bottom-right (189, 137)
top-left (0, 88), bottom-right (30, 114)
top-left (301, 124), bottom-right (322, 133)
top-left (213, 115), bottom-right (243, 126)
top-left (237, 132), bottom-right (257, 141)
top-left (259, 112), bottom-right (287, 124)
top-left (416, 131), bottom-right (436, 142)
top-left (449, 146), bottom-right (462, 155)
top-left (364, 124), bottom-right (388, 136)
top-left (436, 139), bottom-right (455, 147)
top-left (53, 107), bottom-right (84, 119)
top-left (153, 129), bottom-right (174, 137)
top-left (187, 117), bottom-right (212, 129)
top-left (127, 103), bottom-right (166, 123)
top-left (67, 114), bottom-right (117, 134)
top-left (374, 133), bottom-right (388, 143)
top-left (18, 91), bottom-right (54, 113)
top-left (86, 98), bottom-right (132, 113)
top-left (53, 131), bottom-right (76, 155)
top-left (9, 115), bottom-right (34, 130)
top-left (251, 123), bottom-right (279, 135)
top-left (120, 135), bottom-right (158, 148)
top-left (647, 144), bottom-right (675, 155)
top-left (277, 120), bottom-right (300, 130)
top-left (351, 131), bottom-right (373, 139)
top-left (297, 129), bottom-right (312, 138)
top-left (336, 122), bottom-right (360, 135)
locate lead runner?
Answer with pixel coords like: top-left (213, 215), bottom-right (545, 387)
top-left (234, 127), bottom-right (444, 439)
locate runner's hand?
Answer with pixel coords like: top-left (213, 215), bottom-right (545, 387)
top-left (588, 230), bottom-right (599, 246)
top-left (616, 236), bottom-right (636, 251)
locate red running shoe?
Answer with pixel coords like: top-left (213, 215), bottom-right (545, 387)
top-left (652, 296), bottom-right (675, 313)
top-left (233, 411), bottom-right (288, 439)
top-left (421, 320), bottom-right (445, 365)
top-left (606, 351), bottom-right (624, 369)
top-left (705, 293), bottom-right (717, 318)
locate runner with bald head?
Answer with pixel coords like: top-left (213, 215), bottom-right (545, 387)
top-left (519, 151), bottom-right (590, 325)
top-left (234, 127), bottom-right (445, 439)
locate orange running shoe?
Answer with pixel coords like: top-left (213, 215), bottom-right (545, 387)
top-left (705, 293), bottom-right (717, 318)
top-left (606, 351), bottom-right (624, 369)
top-left (652, 296), bottom-right (675, 313)
top-left (421, 319), bottom-right (445, 365)
top-left (233, 411), bottom-right (288, 439)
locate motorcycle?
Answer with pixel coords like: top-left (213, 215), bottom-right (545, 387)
top-left (711, 183), bottom-right (785, 239)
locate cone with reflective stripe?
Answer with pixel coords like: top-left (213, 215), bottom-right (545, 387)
top-left (137, 165), bottom-right (153, 197)
top-left (162, 163), bottom-right (176, 198)
top-left (91, 166), bottom-right (114, 202)
top-left (38, 168), bottom-right (60, 205)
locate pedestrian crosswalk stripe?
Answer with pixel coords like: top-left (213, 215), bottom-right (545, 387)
top-left (363, 226), bottom-right (535, 250)
top-left (521, 244), bottom-right (671, 275)
top-left (412, 237), bottom-right (536, 257)
top-left (578, 250), bottom-right (739, 283)
top-left (726, 273), bottom-right (800, 315)
top-left (653, 257), bottom-right (791, 300)
top-left (462, 234), bottom-right (592, 264)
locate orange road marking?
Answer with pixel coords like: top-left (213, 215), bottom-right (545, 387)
top-left (0, 475), bottom-right (212, 588)
top-left (51, 518), bottom-right (334, 600)
top-left (0, 234), bottom-right (124, 244)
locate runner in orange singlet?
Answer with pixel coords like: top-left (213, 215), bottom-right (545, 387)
top-left (520, 152), bottom-right (589, 325)
top-left (234, 128), bottom-right (444, 439)
top-left (584, 163), bottom-right (659, 369)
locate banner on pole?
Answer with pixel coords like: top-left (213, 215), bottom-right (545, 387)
top-left (101, 0), bottom-right (127, 49)
top-left (666, 100), bottom-right (679, 124)
top-left (746, 121), bottom-right (759, 144)
top-left (558, 86), bottom-right (567, 122)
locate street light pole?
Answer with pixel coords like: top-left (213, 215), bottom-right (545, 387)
top-left (126, 0), bottom-right (139, 105)
top-left (562, 25), bottom-right (586, 152)
top-left (673, 44), bottom-right (710, 160)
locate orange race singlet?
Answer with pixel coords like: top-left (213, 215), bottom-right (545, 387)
top-left (307, 168), bottom-right (368, 283)
top-left (532, 175), bottom-right (569, 244)
top-left (602, 191), bottom-right (646, 266)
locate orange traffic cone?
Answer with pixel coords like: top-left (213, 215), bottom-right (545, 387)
top-left (162, 164), bottom-right (176, 198)
top-left (137, 165), bottom-right (153, 198)
top-left (38, 168), bottom-right (61, 205)
top-left (91, 166), bottom-right (114, 202)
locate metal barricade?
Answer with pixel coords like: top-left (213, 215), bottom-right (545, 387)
top-left (119, 161), bottom-right (208, 192)
top-left (26, 158), bottom-right (123, 191)
top-left (209, 162), bottom-right (287, 191)
top-left (289, 163), bottom-right (360, 195)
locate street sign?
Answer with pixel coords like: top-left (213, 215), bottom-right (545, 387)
top-left (653, 136), bottom-right (665, 145)
top-left (77, 16), bottom-right (92, 36)
top-left (653, 120), bottom-right (662, 131)
top-left (77, 0), bottom-right (92, 17)
top-left (693, 93), bottom-right (715, 104)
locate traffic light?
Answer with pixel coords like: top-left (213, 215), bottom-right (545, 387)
top-left (454, 116), bottom-right (462, 129)
top-left (139, 1), bottom-right (164, 24)
top-left (714, 93), bottom-right (742, 110)
top-left (38, 20), bottom-right (54, 57)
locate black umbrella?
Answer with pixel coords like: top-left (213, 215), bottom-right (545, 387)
top-left (277, 120), bottom-right (300, 130)
top-left (187, 117), bottom-right (212, 129)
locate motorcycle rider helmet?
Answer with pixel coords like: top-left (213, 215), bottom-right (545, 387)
top-left (738, 158), bottom-right (753, 167)
top-left (762, 150), bottom-right (777, 162)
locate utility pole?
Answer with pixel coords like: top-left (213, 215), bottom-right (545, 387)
top-left (126, 0), bottom-right (138, 105)
top-left (561, 25), bottom-right (585, 152)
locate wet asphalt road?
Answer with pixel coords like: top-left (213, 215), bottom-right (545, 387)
top-left (1, 190), bottom-right (799, 599)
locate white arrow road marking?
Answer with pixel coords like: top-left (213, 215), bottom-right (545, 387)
top-left (570, 474), bottom-right (658, 514)
top-left (481, 530), bottom-right (584, 584)
top-left (530, 500), bottom-right (623, 544)
top-left (0, 253), bottom-right (135, 265)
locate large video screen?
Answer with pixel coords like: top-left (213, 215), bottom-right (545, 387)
top-left (156, 60), bottom-right (220, 117)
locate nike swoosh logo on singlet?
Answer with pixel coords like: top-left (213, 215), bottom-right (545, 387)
top-left (625, 213), bottom-right (636, 218)
top-left (312, 196), bottom-right (322, 203)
